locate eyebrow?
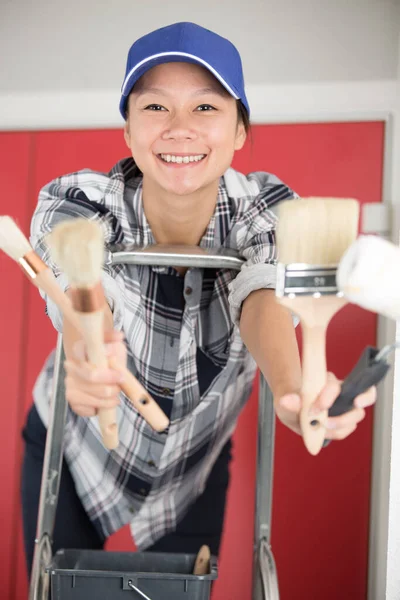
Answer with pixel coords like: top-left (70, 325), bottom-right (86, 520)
top-left (133, 86), bottom-right (229, 98)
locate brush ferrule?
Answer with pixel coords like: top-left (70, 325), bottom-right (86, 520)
top-left (18, 251), bottom-right (47, 280)
top-left (276, 263), bottom-right (342, 298)
top-left (69, 283), bottom-right (105, 313)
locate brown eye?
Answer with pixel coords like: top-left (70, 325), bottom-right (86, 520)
top-left (145, 104), bottom-right (167, 111)
top-left (196, 104), bottom-right (216, 111)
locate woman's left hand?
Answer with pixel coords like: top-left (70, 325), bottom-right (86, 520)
top-left (277, 372), bottom-right (377, 441)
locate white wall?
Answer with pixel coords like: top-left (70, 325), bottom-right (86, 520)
top-left (384, 13), bottom-right (400, 600)
top-left (0, 0), bottom-right (399, 94)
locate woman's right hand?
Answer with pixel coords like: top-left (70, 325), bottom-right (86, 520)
top-left (64, 330), bottom-right (127, 417)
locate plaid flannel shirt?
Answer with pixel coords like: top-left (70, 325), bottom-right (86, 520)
top-left (30, 157), bottom-right (295, 549)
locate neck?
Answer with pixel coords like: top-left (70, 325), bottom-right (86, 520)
top-left (142, 178), bottom-right (220, 246)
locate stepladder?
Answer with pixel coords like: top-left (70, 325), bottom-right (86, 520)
top-left (29, 244), bottom-right (280, 600)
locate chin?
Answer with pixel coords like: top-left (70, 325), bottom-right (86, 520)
top-left (164, 181), bottom-right (205, 197)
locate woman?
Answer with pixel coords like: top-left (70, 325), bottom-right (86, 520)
top-left (21, 21), bottom-right (376, 574)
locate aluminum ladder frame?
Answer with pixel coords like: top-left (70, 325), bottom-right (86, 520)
top-left (29, 245), bottom-right (279, 600)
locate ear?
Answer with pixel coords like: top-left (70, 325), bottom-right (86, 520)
top-left (123, 120), bottom-right (131, 150)
top-left (234, 121), bottom-right (246, 151)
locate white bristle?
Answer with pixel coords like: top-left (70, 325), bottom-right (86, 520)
top-left (337, 235), bottom-right (400, 320)
top-left (276, 198), bottom-right (360, 265)
top-left (46, 219), bottom-right (105, 288)
top-left (0, 216), bottom-right (32, 261)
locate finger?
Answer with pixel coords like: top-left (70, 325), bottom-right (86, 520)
top-left (64, 360), bottom-right (124, 384)
top-left (279, 394), bottom-right (301, 413)
top-left (103, 330), bottom-right (125, 343)
top-left (72, 405), bottom-right (97, 418)
top-left (354, 386), bottom-right (377, 408)
top-left (72, 339), bottom-right (87, 362)
top-left (65, 373), bottom-right (121, 399)
top-left (66, 388), bottom-right (121, 411)
top-left (104, 342), bottom-right (127, 362)
top-left (325, 407), bottom-right (366, 431)
top-left (311, 374), bottom-right (341, 413)
top-left (72, 334), bottom-right (125, 363)
top-left (324, 423), bottom-right (357, 441)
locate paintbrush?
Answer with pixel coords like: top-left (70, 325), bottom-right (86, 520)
top-left (337, 234), bottom-right (400, 320)
top-left (276, 197), bottom-right (360, 455)
top-left (324, 234), bottom-right (400, 405)
top-left (193, 545), bottom-right (211, 575)
top-left (0, 216), bottom-right (83, 332)
top-left (47, 218), bottom-right (169, 450)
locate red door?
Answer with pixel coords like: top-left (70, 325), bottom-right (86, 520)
top-left (0, 133), bottom-right (34, 600)
top-left (2, 122), bottom-right (384, 600)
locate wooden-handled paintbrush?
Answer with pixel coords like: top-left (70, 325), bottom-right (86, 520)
top-left (193, 545), bottom-right (211, 575)
top-left (47, 218), bottom-right (170, 450)
top-left (337, 234), bottom-right (400, 320)
top-left (0, 216), bottom-right (83, 332)
top-left (276, 197), bottom-right (360, 455)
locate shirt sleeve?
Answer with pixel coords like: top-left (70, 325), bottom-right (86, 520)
top-left (30, 170), bottom-right (125, 332)
top-left (228, 180), bottom-right (297, 326)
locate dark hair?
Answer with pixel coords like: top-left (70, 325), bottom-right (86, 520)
top-left (237, 100), bottom-right (251, 134)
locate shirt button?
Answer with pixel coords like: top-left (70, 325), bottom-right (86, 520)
top-left (185, 286), bottom-right (193, 295)
top-left (129, 507), bottom-right (135, 514)
top-left (162, 388), bottom-right (171, 396)
top-left (147, 460), bottom-right (156, 468)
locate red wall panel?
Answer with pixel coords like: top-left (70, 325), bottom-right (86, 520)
top-left (2, 122), bottom-right (384, 600)
top-left (14, 130), bottom-right (132, 600)
top-left (0, 133), bottom-right (33, 600)
top-left (224, 121), bottom-right (384, 600)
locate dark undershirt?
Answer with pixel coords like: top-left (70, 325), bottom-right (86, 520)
top-left (150, 268), bottom-right (222, 417)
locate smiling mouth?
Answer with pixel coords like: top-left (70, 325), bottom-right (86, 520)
top-left (158, 153), bottom-right (207, 164)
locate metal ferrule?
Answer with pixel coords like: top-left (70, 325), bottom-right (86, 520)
top-left (18, 251), bottom-right (47, 280)
top-left (69, 282), bottom-right (105, 313)
top-left (276, 262), bottom-right (343, 298)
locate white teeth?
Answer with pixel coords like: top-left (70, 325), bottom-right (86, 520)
top-left (160, 154), bottom-right (205, 164)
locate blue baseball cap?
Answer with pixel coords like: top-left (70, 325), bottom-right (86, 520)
top-left (119, 22), bottom-right (250, 119)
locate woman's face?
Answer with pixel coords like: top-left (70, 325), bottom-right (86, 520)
top-left (124, 62), bottom-right (246, 197)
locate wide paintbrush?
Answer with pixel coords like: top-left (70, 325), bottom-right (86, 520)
top-left (337, 234), bottom-right (400, 320)
top-left (327, 234), bottom-right (400, 402)
top-left (275, 197), bottom-right (359, 455)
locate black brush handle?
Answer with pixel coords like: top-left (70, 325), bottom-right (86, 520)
top-left (323, 346), bottom-right (391, 447)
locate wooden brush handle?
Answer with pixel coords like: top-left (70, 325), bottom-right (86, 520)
top-left (107, 357), bottom-right (169, 432)
top-left (77, 311), bottom-right (119, 450)
top-left (193, 545), bottom-right (211, 575)
top-left (299, 324), bottom-right (329, 455)
top-left (35, 269), bottom-right (84, 333)
top-left (279, 295), bottom-right (348, 455)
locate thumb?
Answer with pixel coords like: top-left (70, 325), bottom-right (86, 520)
top-left (279, 393), bottom-right (302, 413)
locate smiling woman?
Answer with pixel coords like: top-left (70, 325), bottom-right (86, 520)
top-left (21, 19), bottom-right (377, 591)
top-left (123, 62), bottom-right (247, 244)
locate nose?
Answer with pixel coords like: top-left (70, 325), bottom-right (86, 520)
top-left (161, 112), bottom-right (198, 142)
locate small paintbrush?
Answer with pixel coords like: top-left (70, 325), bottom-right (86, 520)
top-left (276, 197), bottom-right (360, 455)
top-left (47, 218), bottom-right (170, 450)
top-left (193, 545), bottom-right (211, 575)
top-left (0, 216), bottom-right (83, 332)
